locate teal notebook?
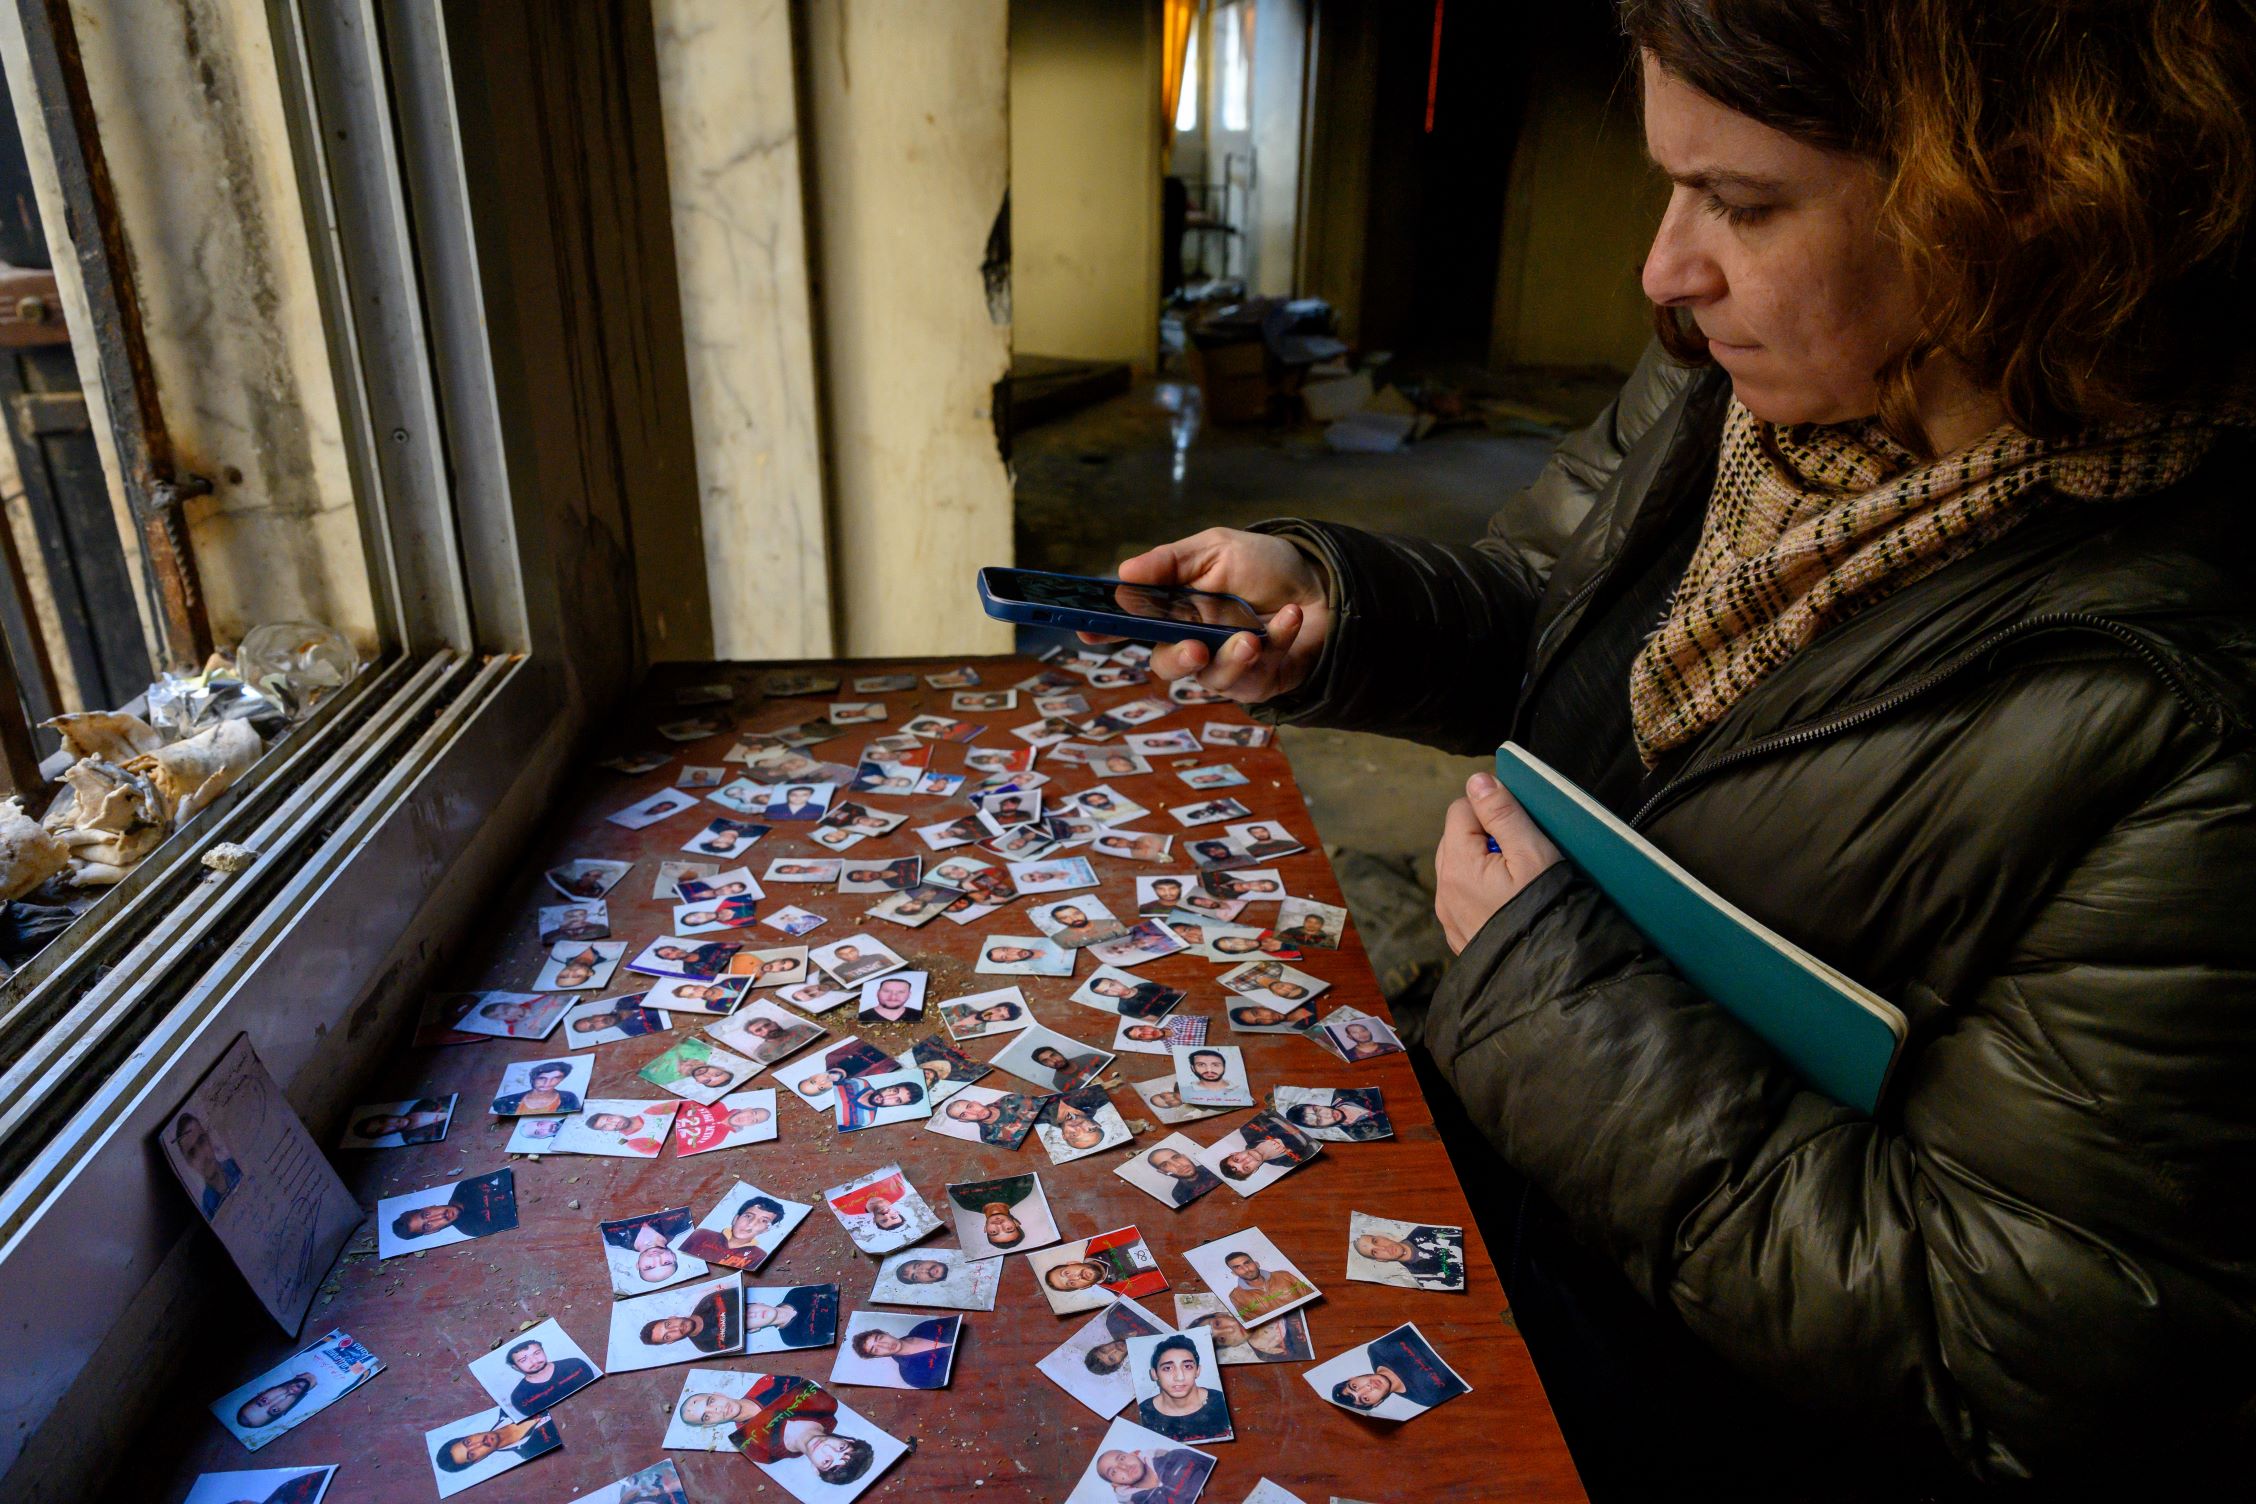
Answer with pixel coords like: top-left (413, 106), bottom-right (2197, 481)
top-left (1494, 742), bottom-right (1906, 1114)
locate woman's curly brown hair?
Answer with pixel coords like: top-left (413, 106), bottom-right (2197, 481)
top-left (1621, 0), bottom-right (2256, 452)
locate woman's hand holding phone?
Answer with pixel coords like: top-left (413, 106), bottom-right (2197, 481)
top-left (1082, 528), bottom-right (1331, 703)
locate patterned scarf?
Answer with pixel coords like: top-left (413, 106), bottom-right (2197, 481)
top-left (1628, 398), bottom-right (2228, 765)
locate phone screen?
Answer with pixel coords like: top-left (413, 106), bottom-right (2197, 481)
top-left (986, 569), bottom-right (1264, 632)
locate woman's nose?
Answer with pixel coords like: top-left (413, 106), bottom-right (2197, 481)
top-left (1642, 191), bottom-right (1726, 308)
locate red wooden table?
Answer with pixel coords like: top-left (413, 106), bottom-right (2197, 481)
top-left (119, 656), bottom-right (1587, 1504)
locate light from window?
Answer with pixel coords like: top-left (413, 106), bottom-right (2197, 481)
top-left (1218, 3), bottom-right (1252, 133)
top-left (1175, 26), bottom-right (1200, 133)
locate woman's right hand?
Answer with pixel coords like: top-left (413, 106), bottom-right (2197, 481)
top-left (1085, 528), bottom-right (1332, 703)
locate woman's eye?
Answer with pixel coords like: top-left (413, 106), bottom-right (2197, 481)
top-left (1705, 194), bottom-right (1774, 227)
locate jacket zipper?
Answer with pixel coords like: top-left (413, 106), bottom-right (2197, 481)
top-left (1628, 612), bottom-right (2223, 832)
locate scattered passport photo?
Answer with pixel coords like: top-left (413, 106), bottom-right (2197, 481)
top-left (1303, 1321), bottom-right (1471, 1423)
top-left (210, 1328), bottom-right (382, 1451)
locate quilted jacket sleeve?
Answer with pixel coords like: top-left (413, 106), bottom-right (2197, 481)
top-left (1420, 738), bottom-right (2256, 1483)
top-left (1248, 342), bottom-right (1695, 755)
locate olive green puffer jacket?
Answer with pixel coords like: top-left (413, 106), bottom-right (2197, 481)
top-left (1254, 344), bottom-right (2256, 1486)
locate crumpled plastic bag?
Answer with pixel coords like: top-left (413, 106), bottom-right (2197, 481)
top-left (237, 621), bottom-right (356, 721)
top-left (0, 796), bottom-right (68, 902)
top-left (40, 715), bottom-right (263, 884)
top-left (146, 666), bottom-right (286, 740)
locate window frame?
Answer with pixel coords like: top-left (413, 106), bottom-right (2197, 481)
top-left (0, 0), bottom-right (612, 1489)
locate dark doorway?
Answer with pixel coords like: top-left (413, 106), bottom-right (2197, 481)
top-left (1354, 0), bottom-right (1525, 363)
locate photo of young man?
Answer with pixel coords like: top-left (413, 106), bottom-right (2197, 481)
top-left (608, 1277), bottom-right (745, 1370)
top-left (608, 788), bottom-right (696, 829)
top-left (565, 1000), bottom-right (669, 1044)
top-left (741, 1284), bottom-right (842, 1353)
top-left (764, 784), bottom-right (831, 821)
top-left (676, 1374), bottom-right (903, 1501)
top-left (992, 1023), bottom-right (1114, 1092)
top-left (1329, 1015), bottom-right (1403, 1062)
top-left (834, 1313), bottom-right (962, 1390)
top-left (945, 1173), bottom-right (1059, 1257)
top-left (536, 939), bottom-right (624, 992)
top-left (1064, 1418), bottom-right (1216, 1504)
top-left (671, 1093), bottom-right (779, 1156)
top-left (339, 1095), bottom-right (454, 1150)
top-left (538, 902), bottom-right (610, 944)
top-left (928, 1088), bottom-right (1045, 1149)
top-left (1116, 1137), bottom-right (1224, 1209)
top-left (937, 986), bottom-right (1032, 1040)
top-left (546, 858), bottom-right (631, 900)
top-left (763, 857), bottom-right (841, 883)
top-left (1273, 896), bottom-right (1346, 950)
top-left (809, 935), bottom-right (906, 986)
top-left (1208, 927), bottom-right (1304, 962)
top-left (1184, 1229), bottom-right (1319, 1328)
top-left (1223, 1250), bottom-right (1314, 1323)
top-left (425, 1410), bottom-right (560, 1497)
top-left (1199, 1110), bottom-right (1323, 1197)
top-left (631, 936), bottom-right (748, 982)
top-left (687, 816), bottom-right (771, 856)
top-left (1348, 1214), bottom-right (1468, 1292)
top-left (1129, 1332), bottom-right (1232, 1444)
top-left (210, 1330), bottom-right (383, 1451)
top-left (378, 1170), bottom-right (519, 1258)
top-left (637, 1038), bottom-right (756, 1105)
top-left (974, 934), bottom-right (1074, 977)
top-left (681, 1183), bottom-right (806, 1272)
top-left (1137, 875), bottom-right (1192, 915)
top-left (1308, 1322), bottom-right (1471, 1422)
top-left (464, 1318), bottom-right (600, 1417)
top-left (1036, 1086), bottom-right (1131, 1165)
top-left (708, 1005), bottom-right (820, 1065)
top-left (1031, 1226), bottom-right (1166, 1313)
top-left (562, 1102), bottom-right (678, 1157)
top-left (918, 813), bottom-right (989, 850)
top-left (1031, 899), bottom-right (1128, 950)
top-left (1274, 1085), bottom-right (1393, 1142)
top-left (1132, 1074), bottom-right (1225, 1125)
top-left (1217, 958), bottom-right (1329, 1007)
top-left (1178, 1299), bottom-right (1315, 1366)
top-left (871, 1249), bottom-right (1003, 1311)
top-left (821, 1164), bottom-right (943, 1254)
top-left (600, 1206), bottom-right (704, 1294)
top-left (443, 990), bottom-right (569, 1041)
top-left (1171, 1045), bottom-right (1252, 1109)
top-left (857, 973), bottom-right (925, 1025)
top-left (1037, 1298), bottom-right (1170, 1421)
top-left (833, 1069), bottom-right (928, 1132)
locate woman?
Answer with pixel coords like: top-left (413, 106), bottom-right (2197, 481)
top-left (1104, 2), bottom-right (2256, 1492)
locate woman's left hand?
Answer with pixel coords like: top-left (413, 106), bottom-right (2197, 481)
top-left (1435, 772), bottom-right (1564, 953)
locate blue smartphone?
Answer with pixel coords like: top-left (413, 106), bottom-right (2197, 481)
top-left (976, 566), bottom-right (1267, 648)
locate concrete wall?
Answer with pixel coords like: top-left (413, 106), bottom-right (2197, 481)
top-left (1488, 41), bottom-right (1664, 372)
top-left (653, 0), bottom-right (833, 660)
top-left (1295, 0), bottom-right (1377, 343)
top-left (1247, 0), bottom-right (1308, 298)
top-left (804, 0), bottom-right (1014, 658)
top-left (1009, 0), bottom-right (1161, 367)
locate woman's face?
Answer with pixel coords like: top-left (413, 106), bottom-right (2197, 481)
top-left (1638, 54), bottom-right (1920, 427)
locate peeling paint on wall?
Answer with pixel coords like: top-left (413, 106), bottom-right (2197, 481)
top-left (44, 0), bottom-right (376, 656)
